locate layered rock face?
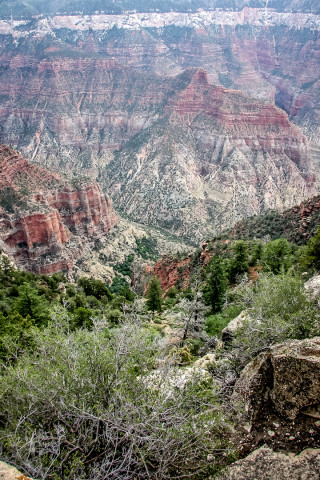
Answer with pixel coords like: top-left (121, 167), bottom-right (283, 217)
top-left (108, 69), bottom-right (316, 241)
top-left (0, 145), bottom-right (117, 274)
top-left (0, 7), bottom-right (320, 241)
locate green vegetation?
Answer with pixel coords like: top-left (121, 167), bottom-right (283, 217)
top-left (261, 238), bottom-right (293, 274)
top-left (225, 272), bottom-right (320, 370)
top-left (135, 236), bottom-right (158, 259)
top-left (114, 254), bottom-right (135, 277)
top-left (0, 319), bottom-right (232, 480)
top-left (300, 226), bottom-right (320, 272)
top-left (228, 240), bottom-right (249, 282)
top-left (146, 275), bottom-right (163, 316)
top-left (205, 305), bottom-right (243, 337)
top-left (203, 256), bottom-right (228, 313)
top-left (1, 221), bottom-right (320, 479)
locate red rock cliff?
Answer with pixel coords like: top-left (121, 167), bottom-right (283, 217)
top-left (0, 145), bottom-right (118, 274)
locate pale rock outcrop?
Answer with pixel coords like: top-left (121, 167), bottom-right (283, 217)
top-left (0, 460), bottom-right (32, 480)
top-left (221, 311), bottom-right (253, 344)
top-left (304, 275), bottom-right (320, 300)
top-left (218, 447), bottom-right (320, 480)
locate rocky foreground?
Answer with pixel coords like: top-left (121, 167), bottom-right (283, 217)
top-left (219, 336), bottom-right (320, 478)
top-left (0, 460), bottom-right (32, 479)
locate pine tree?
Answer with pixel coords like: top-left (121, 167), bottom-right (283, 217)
top-left (262, 238), bottom-right (293, 274)
top-left (12, 283), bottom-right (50, 326)
top-left (300, 227), bottom-right (320, 272)
top-left (145, 276), bottom-right (162, 317)
top-left (203, 256), bottom-right (228, 313)
top-left (229, 240), bottom-right (249, 282)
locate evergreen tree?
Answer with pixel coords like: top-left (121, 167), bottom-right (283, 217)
top-left (12, 283), bottom-right (50, 326)
top-left (249, 241), bottom-right (264, 266)
top-left (262, 238), bottom-right (293, 274)
top-left (300, 226), bottom-right (320, 272)
top-left (228, 240), bottom-right (249, 282)
top-left (146, 276), bottom-right (162, 317)
top-left (203, 256), bottom-right (228, 313)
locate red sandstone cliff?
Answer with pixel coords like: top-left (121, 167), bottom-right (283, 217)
top-left (0, 145), bottom-right (118, 274)
top-left (108, 67), bottom-right (316, 241)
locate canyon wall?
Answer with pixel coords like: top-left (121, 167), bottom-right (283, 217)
top-left (0, 145), bottom-right (117, 274)
top-left (107, 69), bottom-right (316, 241)
top-left (0, 7), bottom-right (319, 242)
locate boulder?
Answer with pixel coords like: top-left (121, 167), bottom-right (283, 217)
top-left (218, 447), bottom-right (320, 480)
top-left (0, 460), bottom-right (32, 479)
top-left (193, 353), bottom-right (216, 369)
top-left (221, 311), bottom-right (252, 344)
top-left (304, 275), bottom-right (320, 300)
top-left (233, 337), bottom-right (320, 421)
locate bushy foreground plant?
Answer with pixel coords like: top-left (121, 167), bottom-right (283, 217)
top-left (0, 313), bottom-right (233, 480)
top-left (230, 273), bottom-right (320, 366)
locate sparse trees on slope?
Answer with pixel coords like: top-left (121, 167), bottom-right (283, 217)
top-left (203, 256), bottom-right (228, 313)
top-left (146, 276), bottom-right (162, 316)
top-left (262, 238), bottom-right (293, 274)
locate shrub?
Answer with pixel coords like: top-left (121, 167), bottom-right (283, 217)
top-left (232, 273), bottom-right (320, 365)
top-left (205, 306), bottom-right (243, 337)
top-left (0, 320), bottom-right (233, 480)
top-left (262, 238), bottom-right (293, 274)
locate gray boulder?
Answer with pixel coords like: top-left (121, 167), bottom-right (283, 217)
top-left (233, 337), bottom-right (320, 421)
top-left (218, 447), bottom-right (320, 480)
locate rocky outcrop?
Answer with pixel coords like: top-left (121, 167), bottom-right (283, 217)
top-left (221, 311), bottom-right (252, 344)
top-left (47, 182), bottom-right (117, 237)
top-left (218, 447), bottom-right (320, 480)
top-left (0, 145), bottom-right (117, 274)
top-left (0, 460), bottom-right (32, 480)
top-left (151, 255), bottom-right (192, 293)
top-left (232, 337), bottom-right (320, 453)
top-left (305, 275), bottom-right (320, 301)
top-left (234, 337), bottom-right (320, 421)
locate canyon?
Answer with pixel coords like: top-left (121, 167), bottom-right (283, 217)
top-left (0, 144), bottom-right (118, 274)
top-left (0, 4), bottom-right (320, 244)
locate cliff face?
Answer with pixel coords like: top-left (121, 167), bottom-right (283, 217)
top-left (107, 69), bottom-right (315, 241)
top-left (0, 8), bottom-right (319, 242)
top-left (151, 256), bottom-right (192, 293)
top-left (0, 145), bottom-right (117, 274)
